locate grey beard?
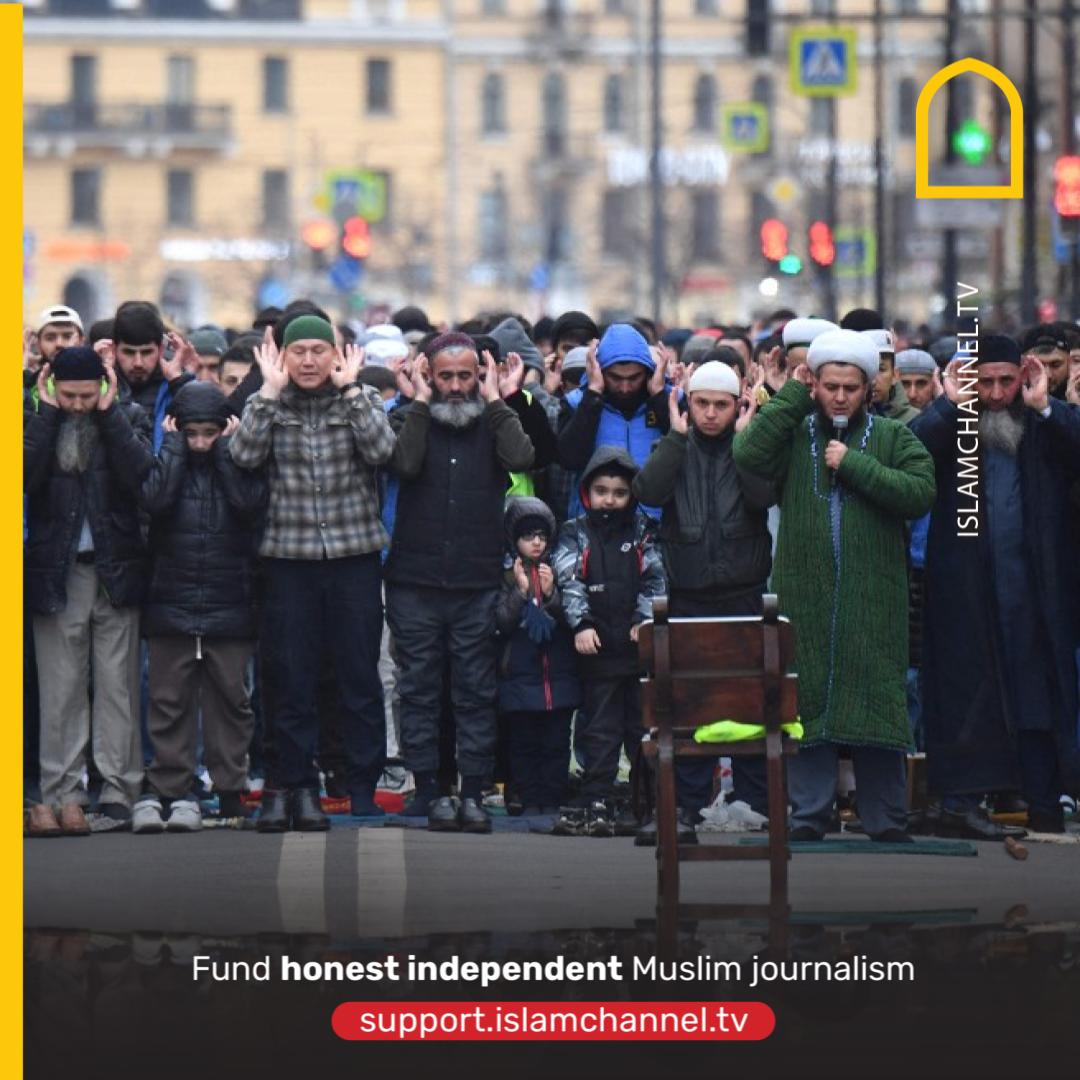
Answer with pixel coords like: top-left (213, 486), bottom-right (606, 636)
top-left (55, 413), bottom-right (99, 474)
top-left (430, 395), bottom-right (485, 430)
top-left (979, 401), bottom-right (1025, 456)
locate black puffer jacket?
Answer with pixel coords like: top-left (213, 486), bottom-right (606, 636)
top-left (24, 400), bottom-right (155, 614)
top-left (139, 383), bottom-right (268, 638)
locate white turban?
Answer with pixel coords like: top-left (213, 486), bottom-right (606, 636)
top-left (861, 328), bottom-right (895, 356)
top-left (806, 329), bottom-right (880, 382)
top-left (687, 361), bottom-right (740, 397)
top-left (782, 317), bottom-right (840, 349)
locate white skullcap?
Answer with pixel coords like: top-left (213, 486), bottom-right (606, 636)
top-left (861, 328), bottom-right (895, 356)
top-left (363, 323), bottom-right (405, 344)
top-left (364, 337), bottom-right (409, 366)
top-left (687, 361), bottom-right (741, 397)
top-left (782, 317), bottom-right (839, 349)
top-left (807, 329), bottom-right (880, 382)
top-left (895, 349), bottom-right (936, 375)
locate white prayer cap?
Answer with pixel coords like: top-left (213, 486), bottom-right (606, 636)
top-left (807, 329), bottom-right (880, 382)
top-left (363, 323), bottom-right (405, 344)
top-left (687, 361), bottom-right (740, 397)
top-left (861, 328), bottom-right (895, 356)
top-left (782, 317), bottom-right (839, 349)
top-left (895, 349), bottom-right (937, 375)
top-left (364, 337), bottom-right (409, 366)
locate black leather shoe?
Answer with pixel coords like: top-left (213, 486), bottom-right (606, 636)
top-left (788, 825), bottom-right (825, 842)
top-left (291, 788), bottom-right (330, 832)
top-left (427, 795), bottom-right (461, 832)
top-left (1027, 807), bottom-right (1065, 834)
top-left (459, 797), bottom-right (492, 834)
top-left (256, 789), bottom-right (290, 833)
top-left (634, 809), bottom-right (698, 847)
top-left (871, 827), bottom-right (914, 844)
top-left (990, 791), bottom-right (1029, 815)
top-left (937, 806), bottom-right (1026, 841)
top-left (613, 805), bottom-right (641, 837)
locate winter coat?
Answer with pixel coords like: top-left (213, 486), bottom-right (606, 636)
top-left (910, 395), bottom-right (1080, 794)
top-left (733, 379), bottom-right (936, 752)
top-left (139, 407), bottom-right (268, 639)
top-left (24, 400), bottom-right (155, 614)
top-left (633, 426), bottom-right (774, 600)
top-left (873, 380), bottom-right (921, 426)
top-left (552, 448), bottom-right (666, 679)
top-left (495, 499), bottom-right (582, 713)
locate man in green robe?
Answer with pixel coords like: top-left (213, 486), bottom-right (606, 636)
top-left (733, 328), bottom-right (936, 842)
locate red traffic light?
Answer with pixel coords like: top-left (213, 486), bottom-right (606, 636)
top-left (342, 216), bottom-right (371, 259)
top-left (1054, 156), bottom-right (1080, 218)
top-left (760, 218), bottom-right (788, 262)
top-left (301, 219), bottom-right (336, 251)
top-left (808, 220), bottom-right (835, 267)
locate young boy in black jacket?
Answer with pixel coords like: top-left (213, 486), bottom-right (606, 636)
top-left (495, 497), bottom-right (582, 815)
top-left (551, 447), bottom-right (666, 837)
top-left (134, 382), bottom-right (268, 833)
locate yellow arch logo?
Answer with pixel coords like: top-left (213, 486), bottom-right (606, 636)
top-left (915, 58), bottom-right (1023, 199)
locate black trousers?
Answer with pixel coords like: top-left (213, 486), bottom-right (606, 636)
top-left (261, 554), bottom-right (386, 793)
top-left (506, 708), bottom-right (572, 807)
top-left (579, 676), bottom-right (642, 801)
top-left (665, 587), bottom-right (772, 816)
top-left (386, 584), bottom-right (499, 779)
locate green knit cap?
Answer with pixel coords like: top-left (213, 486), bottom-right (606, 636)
top-left (282, 314), bottom-right (335, 347)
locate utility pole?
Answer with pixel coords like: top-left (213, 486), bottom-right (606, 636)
top-left (1063, 0), bottom-right (1078, 319)
top-left (873, 0), bottom-right (886, 317)
top-left (942, 0), bottom-right (959, 326)
top-left (990, 0), bottom-right (1004, 320)
top-left (1021, 0), bottom-right (1039, 322)
top-left (649, 0), bottom-right (665, 326)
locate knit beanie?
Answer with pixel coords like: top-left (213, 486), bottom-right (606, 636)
top-left (172, 380), bottom-right (230, 428)
top-left (423, 331), bottom-right (477, 359)
top-left (282, 315), bottom-right (335, 347)
top-left (490, 317), bottom-right (544, 373)
top-left (51, 346), bottom-right (105, 382)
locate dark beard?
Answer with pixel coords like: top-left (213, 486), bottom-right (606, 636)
top-left (979, 400), bottom-right (1025, 455)
top-left (430, 394), bottom-right (485, 429)
top-left (55, 413), bottom-right (99, 474)
top-left (815, 403), bottom-right (866, 435)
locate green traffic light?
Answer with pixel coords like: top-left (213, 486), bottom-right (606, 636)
top-left (779, 254), bottom-right (802, 275)
top-left (952, 119), bottom-right (992, 165)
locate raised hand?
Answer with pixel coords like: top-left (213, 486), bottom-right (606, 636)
top-left (481, 351), bottom-right (502, 403)
top-left (93, 337), bottom-right (115, 365)
top-left (648, 344), bottom-right (670, 397)
top-left (23, 327), bottom-right (37, 371)
top-left (735, 389), bottom-right (761, 434)
top-left (333, 343), bottom-right (365, 389)
top-left (411, 357), bottom-right (432, 404)
top-left (222, 414), bottom-right (240, 438)
top-left (254, 325), bottom-right (289, 400)
top-left (667, 386), bottom-right (688, 436)
top-left (543, 352), bottom-right (562, 394)
top-left (512, 557), bottom-right (530, 597)
top-left (36, 362), bottom-right (58, 408)
top-left (762, 345), bottom-right (787, 392)
top-left (941, 358), bottom-right (970, 405)
top-left (1067, 365), bottom-right (1080, 406)
top-left (393, 356), bottom-right (414, 400)
top-left (790, 363), bottom-right (813, 387)
top-left (585, 338), bottom-right (603, 395)
top-left (1021, 355), bottom-right (1049, 412)
top-left (163, 331), bottom-right (194, 381)
top-left (537, 562), bottom-right (555, 598)
top-left (97, 356), bottom-right (119, 411)
top-left (161, 414), bottom-right (179, 434)
top-left (499, 351), bottom-right (526, 399)
top-left (932, 366), bottom-right (945, 399)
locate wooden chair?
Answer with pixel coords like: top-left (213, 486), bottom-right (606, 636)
top-left (637, 594), bottom-right (799, 953)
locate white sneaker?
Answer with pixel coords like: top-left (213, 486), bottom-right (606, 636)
top-left (132, 795), bottom-right (166, 835)
top-left (166, 799), bottom-right (202, 833)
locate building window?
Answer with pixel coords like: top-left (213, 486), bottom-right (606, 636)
top-left (481, 73), bottom-right (506, 136)
top-left (542, 72), bottom-right (566, 157)
top-left (693, 74), bottom-right (717, 134)
top-left (262, 169), bottom-right (290, 229)
top-left (481, 0), bottom-right (506, 13)
top-left (71, 168), bottom-right (100, 227)
top-left (747, 0), bottom-right (770, 56)
top-left (604, 0), bottom-right (626, 12)
top-left (695, 0), bottom-right (719, 14)
top-left (897, 77), bottom-right (917, 137)
top-left (70, 54), bottom-right (98, 126)
top-left (167, 169), bottom-right (194, 227)
top-left (896, 0), bottom-right (921, 13)
top-left (478, 181), bottom-right (508, 262)
top-left (603, 73), bottom-right (625, 134)
top-left (262, 56), bottom-right (288, 113)
top-left (602, 189), bottom-right (632, 257)
top-left (810, 97), bottom-right (832, 136)
top-left (366, 58), bottom-right (392, 115)
top-left (166, 54), bottom-right (194, 104)
top-left (691, 191), bottom-right (720, 260)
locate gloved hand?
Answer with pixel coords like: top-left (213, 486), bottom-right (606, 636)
top-left (521, 601), bottom-right (555, 645)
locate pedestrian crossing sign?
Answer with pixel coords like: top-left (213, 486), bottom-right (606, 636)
top-left (720, 103), bottom-right (770, 153)
top-left (790, 27), bottom-right (858, 97)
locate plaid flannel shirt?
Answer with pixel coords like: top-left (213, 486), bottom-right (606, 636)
top-left (229, 382), bottom-right (395, 560)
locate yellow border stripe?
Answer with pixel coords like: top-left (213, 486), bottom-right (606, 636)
top-left (3, 5), bottom-right (23, 1080)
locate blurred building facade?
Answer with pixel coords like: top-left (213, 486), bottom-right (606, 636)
top-left (23, 1), bottom-right (1061, 329)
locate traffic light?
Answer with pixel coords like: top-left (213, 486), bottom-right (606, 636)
top-left (341, 216), bottom-right (371, 259)
top-left (760, 218), bottom-right (788, 262)
top-left (808, 221), bottom-right (835, 267)
top-left (1054, 155), bottom-right (1080, 218)
top-left (778, 254), bottom-right (803, 275)
top-left (301, 219), bottom-right (336, 251)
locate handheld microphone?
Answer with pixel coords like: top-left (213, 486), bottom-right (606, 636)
top-left (830, 414), bottom-right (848, 488)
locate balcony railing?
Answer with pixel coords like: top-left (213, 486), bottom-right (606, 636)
top-left (24, 101), bottom-right (233, 154)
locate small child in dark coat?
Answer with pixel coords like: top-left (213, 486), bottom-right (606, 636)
top-left (135, 381), bottom-right (267, 833)
top-left (495, 497), bottom-right (582, 815)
